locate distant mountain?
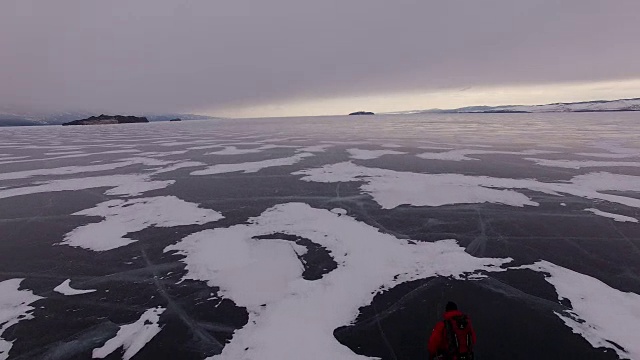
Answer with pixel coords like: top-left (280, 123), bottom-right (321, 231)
top-left (0, 106), bottom-right (218, 126)
top-left (391, 98), bottom-right (640, 115)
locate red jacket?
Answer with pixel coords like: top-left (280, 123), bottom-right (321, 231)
top-left (428, 310), bottom-right (477, 357)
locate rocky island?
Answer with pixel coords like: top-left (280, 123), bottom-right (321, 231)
top-left (62, 114), bottom-right (149, 126)
top-left (348, 111), bottom-right (375, 115)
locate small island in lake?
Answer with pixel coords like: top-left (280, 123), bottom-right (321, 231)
top-left (348, 111), bottom-right (375, 115)
top-left (62, 114), bottom-right (149, 126)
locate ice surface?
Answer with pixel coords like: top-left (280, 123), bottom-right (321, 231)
top-left (167, 203), bottom-right (510, 360)
top-left (63, 196), bottom-right (224, 251)
top-left (53, 279), bottom-right (97, 295)
top-left (520, 261), bottom-right (640, 359)
top-left (584, 208), bottom-right (638, 223)
top-left (92, 307), bottom-right (165, 360)
top-left (0, 279), bottom-right (42, 360)
top-left (0, 115), bottom-right (639, 359)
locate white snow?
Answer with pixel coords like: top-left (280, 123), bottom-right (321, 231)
top-left (0, 174), bottom-right (174, 200)
top-left (103, 179), bottom-right (174, 197)
top-left (53, 279), bottom-right (97, 295)
top-left (136, 150), bottom-right (189, 158)
top-left (187, 144), bottom-right (224, 150)
top-left (149, 161), bottom-right (206, 174)
top-left (191, 153), bottom-right (314, 175)
top-left (525, 158), bottom-right (640, 169)
top-left (206, 144), bottom-right (297, 156)
top-left (44, 150), bottom-right (85, 156)
top-left (576, 152), bottom-right (639, 159)
top-left (0, 150), bottom-right (142, 165)
top-left (520, 261), bottom-right (640, 359)
top-left (422, 98), bottom-right (640, 113)
top-left (571, 172), bottom-right (640, 192)
top-left (417, 149), bottom-right (554, 161)
top-left (63, 196), bottom-right (224, 251)
top-left (0, 158), bottom-right (162, 181)
top-left (584, 208), bottom-right (638, 223)
top-left (0, 279), bottom-right (42, 360)
top-left (206, 146), bottom-right (264, 155)
top-left (294, 162), bottom-right (538, 208)
top-left (0, 156), bottom-right (30, 162)
top-left (297, 144), bottom-right (333, 153)
top-left (294, 162), bottom-right (640, 210)
top-left (330, 208), bottom-right (347, 215)
top-left (92, 307), bottom-right (165, 360)
top-left (347, 148), bottom-right (406, 160)
top-left (166, 203), bottom-right (510, 360)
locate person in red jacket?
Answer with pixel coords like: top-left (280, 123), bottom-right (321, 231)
top-left (428, 301), bottom-right (476, 360)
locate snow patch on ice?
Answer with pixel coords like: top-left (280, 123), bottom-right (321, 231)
top-left (92, 307), bottom-right (165, 360)
top-left (0, 158), bottom-right (169, 181)
top-left (191, 153), bottom-right (314, 175)
top-left (417, 149), bottom-right (554, 161)
top-left (576, 152), bottom-right (640, 159)
top-left (526, 158), bottom-right (640, 169)
top-left (206, 146), bottom-right (264, 155)
top-left (298, 144), bottom-right (333, 153)
top-left (0, 174), bottom-right (174, 200)
top-left (150, 161), bottom-right (206, 174)
top-left (166, 203), bottom-right (510, 360)
top-left (63, 196), bottom-right (223, 251)
top-left (571, 172), bottom-right (640, 192)
top-left (584, 208), bottom-right (638, 223)
top-left (294, 162), bottom-right (538, 208)
top-left (206, 144), bottom-right (298, 156)
top-left (520, 261), bottom-right (640, 359)
top-left (330, 208), bottom-right (347, 216)
top-left (53, 279), bottom-right (97, 295)
top-left (0, 279), bottom-right (42, 360)
top-left (347, 148), bottom-right (407, 160)
top-left (294, 162), bottom-right (640, 210)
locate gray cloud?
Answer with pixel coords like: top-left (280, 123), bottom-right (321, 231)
top-left (1, 0), bottom-right (639, 114)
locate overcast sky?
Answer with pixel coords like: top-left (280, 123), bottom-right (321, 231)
top-left (1, 0), bottom-right (639, 117)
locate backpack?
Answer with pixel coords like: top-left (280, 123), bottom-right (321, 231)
top-left (443, 315), bottom-right (474, 360)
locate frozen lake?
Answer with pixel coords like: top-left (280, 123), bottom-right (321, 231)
top-left (1, 113), bottom-right (639, 360)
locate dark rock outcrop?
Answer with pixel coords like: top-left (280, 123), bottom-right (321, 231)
top-left (62, 114), bottom-right (149, 126)
top-left (349, 111), bottom-right (375, 116)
